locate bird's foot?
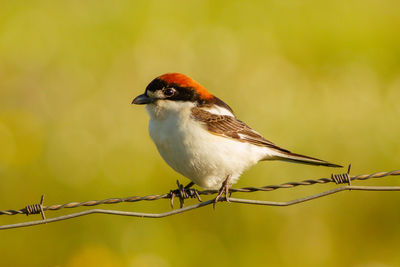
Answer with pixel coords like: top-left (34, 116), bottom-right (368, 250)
top-left (213, 175), bottom-right (231, 209)
top-left (169, 180), bottom-right (202, 209)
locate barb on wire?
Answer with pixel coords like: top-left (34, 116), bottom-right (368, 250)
top-left (331, 164), bottom-right (352, 185)
top-left (24, 195), bottom-right (46, 220)
top-left (1, 168), bottom-right (399, 230)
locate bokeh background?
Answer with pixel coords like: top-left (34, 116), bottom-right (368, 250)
top-left (1, 1), bottom-right (400, 266)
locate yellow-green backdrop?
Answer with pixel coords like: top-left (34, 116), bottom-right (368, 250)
top-left (1, 1), bottom-right (400, 266)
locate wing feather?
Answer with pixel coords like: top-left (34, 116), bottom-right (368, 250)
top-left (191, 107), bottom-right (290, 153)
top-left (191, 107), bottom-right (342, 167)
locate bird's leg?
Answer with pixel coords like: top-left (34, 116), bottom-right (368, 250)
top-left (213, 175), bottom-right (231, 209)
top-left (169, 180), bottom-right (202, 209)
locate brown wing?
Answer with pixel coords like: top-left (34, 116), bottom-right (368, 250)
top-left (191, 107), bottom-right (290, 153)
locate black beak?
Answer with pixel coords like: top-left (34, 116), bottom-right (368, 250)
top-left (132, 93), bottom-right (154, 105)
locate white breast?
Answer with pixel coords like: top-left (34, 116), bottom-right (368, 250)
top-left (146, 101), bottom-right (268, 189)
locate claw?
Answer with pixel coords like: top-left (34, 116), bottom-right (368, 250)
top-left (193, 190), bottom-right (202, 202)
top-left (170, 192), bottom-right (175, 209)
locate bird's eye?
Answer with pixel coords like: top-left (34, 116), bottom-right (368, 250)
top-left (163, 88), bottom-right (175, 97)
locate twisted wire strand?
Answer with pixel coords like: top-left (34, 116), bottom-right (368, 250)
top-left (195, 169), bottom-right (400, 194)
top-left (1, 169), bottom-right (399, 216)
top-left (0, 194), bottom-right (170, 216)
top-left (2, 185), bottom-right (400, 230)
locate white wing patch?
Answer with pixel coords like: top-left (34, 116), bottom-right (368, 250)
top-left (203, 106), bottom-right (234, 117)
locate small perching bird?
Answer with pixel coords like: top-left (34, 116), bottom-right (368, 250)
top-left (132, 73), bottom-right (342, 205)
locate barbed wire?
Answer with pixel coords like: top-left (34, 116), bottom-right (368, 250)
top-left (1, 168), bottom-right (399, 230)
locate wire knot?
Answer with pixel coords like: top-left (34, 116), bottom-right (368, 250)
top-left (331, 164), bottom-right (352, 185)
top-left (24, 195), bottom-right (46, 220)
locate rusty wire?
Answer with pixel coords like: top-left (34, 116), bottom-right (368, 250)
top-left (1, 168), bottom-right (399, 230)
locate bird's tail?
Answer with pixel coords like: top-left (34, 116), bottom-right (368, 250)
top-left (265, 151), bottom-right (342, 168)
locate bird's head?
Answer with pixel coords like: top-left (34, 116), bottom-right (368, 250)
top-left (133, 73), bottom-right (234, 117)
top-left (132, 73), bottom-right (215, 106)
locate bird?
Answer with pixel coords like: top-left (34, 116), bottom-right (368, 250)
top-left (132, 73), bottom-right (342, 206)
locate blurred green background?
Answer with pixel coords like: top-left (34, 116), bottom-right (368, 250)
top-left (1, 0), bottom-right (400, 266)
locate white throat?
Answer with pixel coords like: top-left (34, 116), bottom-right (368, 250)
top-left (146, 100), bottom-right (195, 121)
